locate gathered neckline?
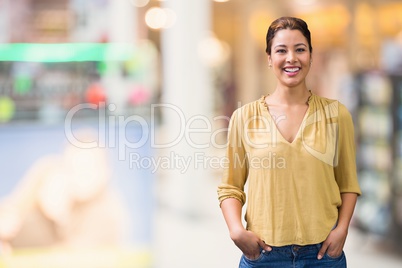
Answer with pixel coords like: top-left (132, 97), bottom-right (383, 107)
top-left (259, 90), bottom-right (313, 108)
top-left (258, 90), bottom-right (313, 145)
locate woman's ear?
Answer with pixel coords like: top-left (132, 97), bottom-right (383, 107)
top-left (267, 55), bottom-right (272, 67)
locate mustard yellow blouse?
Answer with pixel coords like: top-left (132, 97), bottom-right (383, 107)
top-left (217, 93), bottom-right (361, 246)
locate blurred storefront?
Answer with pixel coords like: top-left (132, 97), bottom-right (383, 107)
top-left (0, 1), bottom-right (158, 267)
top-left (1, 0), bottom-right (402, 267)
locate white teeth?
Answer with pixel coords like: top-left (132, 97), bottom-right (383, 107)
top-left (284, 68), bottom-right (300, 72)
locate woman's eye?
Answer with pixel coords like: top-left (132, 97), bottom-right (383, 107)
top-left (296, 48), bottom-right (306, 52)
top-left (276, 49), bottom-right (286, 53)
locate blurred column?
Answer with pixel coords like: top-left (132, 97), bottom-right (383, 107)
top-left (108, 0), bottom-right (136, 43)
top-left (104, 0), bottom-right (137, 114)
top-left (105, 1), bottom-right (148, 245)
top-left (236, 2), bottom-right (261, 103)
top-left (159, 0), bottom-right (213, 215)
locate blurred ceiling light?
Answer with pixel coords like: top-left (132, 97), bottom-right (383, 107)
top-left (145, 7), bottom-right (167, 29)
top-left (130, 0), bottom-right (150, 7)
top-left (145, 7), bottom-right (176, 30)
top-left (198, 33), bottom-right (231, 67)
top-left (214, 0), bottom-right (230, 2)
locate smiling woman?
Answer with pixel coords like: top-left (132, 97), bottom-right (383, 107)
top-left (268, 29), bottom-right (311, 89)
top-left (217, 16), bottom-right (361, 268)
top-left (266, 17), bottom-right (312, 91)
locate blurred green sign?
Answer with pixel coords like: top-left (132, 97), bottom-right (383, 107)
top-left (0, 43), bottom-right (137, 62)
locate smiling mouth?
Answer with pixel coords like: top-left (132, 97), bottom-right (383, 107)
top-left (284, 67), bottom-right (300, 74)
top-left (284, 67), bottom-right (300, 73)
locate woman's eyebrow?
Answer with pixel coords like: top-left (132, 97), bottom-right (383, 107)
top-left (274, 43), bottom-right (307, 49)
top-left (274, 44), bottom-right (286, 49)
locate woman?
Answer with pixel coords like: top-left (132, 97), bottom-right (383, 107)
top-left (217, 17), bottom-right (361, 268)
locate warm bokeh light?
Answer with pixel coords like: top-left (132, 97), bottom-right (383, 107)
top-left (198, 33), bottom-right (230, 67)
top-left (145, 7), bottom-right (177, 30)
top-left (298, 4), bottom-right (350, 49)
top-left (249, 10), bottom-right (274, 48)
top-left (378, 3), bottom-right (402, 37)
top-left (355, 2), bottom-right (376, 47)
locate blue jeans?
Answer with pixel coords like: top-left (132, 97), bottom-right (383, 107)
top-left (239, 243), bottom-right (346, 268)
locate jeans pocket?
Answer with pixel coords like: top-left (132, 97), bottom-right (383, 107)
top-left (243, 252), bottom-right (264, 262)
top-left (243, 249), bottom-right (270, 263)
top-left (324, 251), bottom-right (344, 260)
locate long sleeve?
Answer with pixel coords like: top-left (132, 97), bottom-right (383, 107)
top-left (333, 104), bottom-right (362, 195)
top-left (217, 109), bottom-right (248, 206)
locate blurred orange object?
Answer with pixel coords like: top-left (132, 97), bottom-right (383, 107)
top-left (85, 83), bottom-right (106, 107)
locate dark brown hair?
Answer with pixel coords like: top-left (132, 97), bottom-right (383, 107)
top-left (265, 17), bottom-right (312, 55)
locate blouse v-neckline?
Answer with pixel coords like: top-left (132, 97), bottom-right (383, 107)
top-left (259, 92), bottom-right (313, 145)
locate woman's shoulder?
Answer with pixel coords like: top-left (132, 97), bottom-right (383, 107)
top-left (231, 97), bottom-right (265, 118)
top-left (311, 93), bottom-right (352, 121)
top-left (311, 93), bottom-right (339, 105)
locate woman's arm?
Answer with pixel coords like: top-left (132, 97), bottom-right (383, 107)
top-left (317, 192), bottom-right (358, 259)
top-left (221, 198), bottom-right (271, 259)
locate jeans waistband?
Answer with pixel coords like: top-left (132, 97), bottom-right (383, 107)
top-left (269, 243), bottom-right (322, 254)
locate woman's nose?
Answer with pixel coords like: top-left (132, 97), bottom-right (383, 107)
top-left (286, 51), bottom-right (297, 63)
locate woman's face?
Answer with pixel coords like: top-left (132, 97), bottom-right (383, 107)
top-left (267, 29), bottom-right (312, 89)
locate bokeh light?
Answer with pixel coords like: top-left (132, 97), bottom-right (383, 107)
top-left (0, 97), bottom-right (15, 123)
top-left (85, 83), bottom-right (106, 106)
top-left (13, 76), bottom-right (32, 95)
top-left (145, 7), bottom-right (167, 30)
top-left (198, 33), bottom-right (230, 67)
top-left (145, 7), bottom-right (176, 30)
top-left (128, 85), bottom-right (151, 106)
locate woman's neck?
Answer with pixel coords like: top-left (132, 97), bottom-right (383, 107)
top-left (269, 86), bottom-right (311, 105)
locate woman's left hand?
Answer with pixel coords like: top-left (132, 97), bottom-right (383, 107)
top-left (317, 227), bottom-right (348, 260)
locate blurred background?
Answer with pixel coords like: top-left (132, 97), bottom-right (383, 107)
top-left (0, 0), bottom-right (402, 267)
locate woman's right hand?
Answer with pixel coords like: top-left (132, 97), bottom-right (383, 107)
top-left (230, 228), bottom-right (272, 260)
